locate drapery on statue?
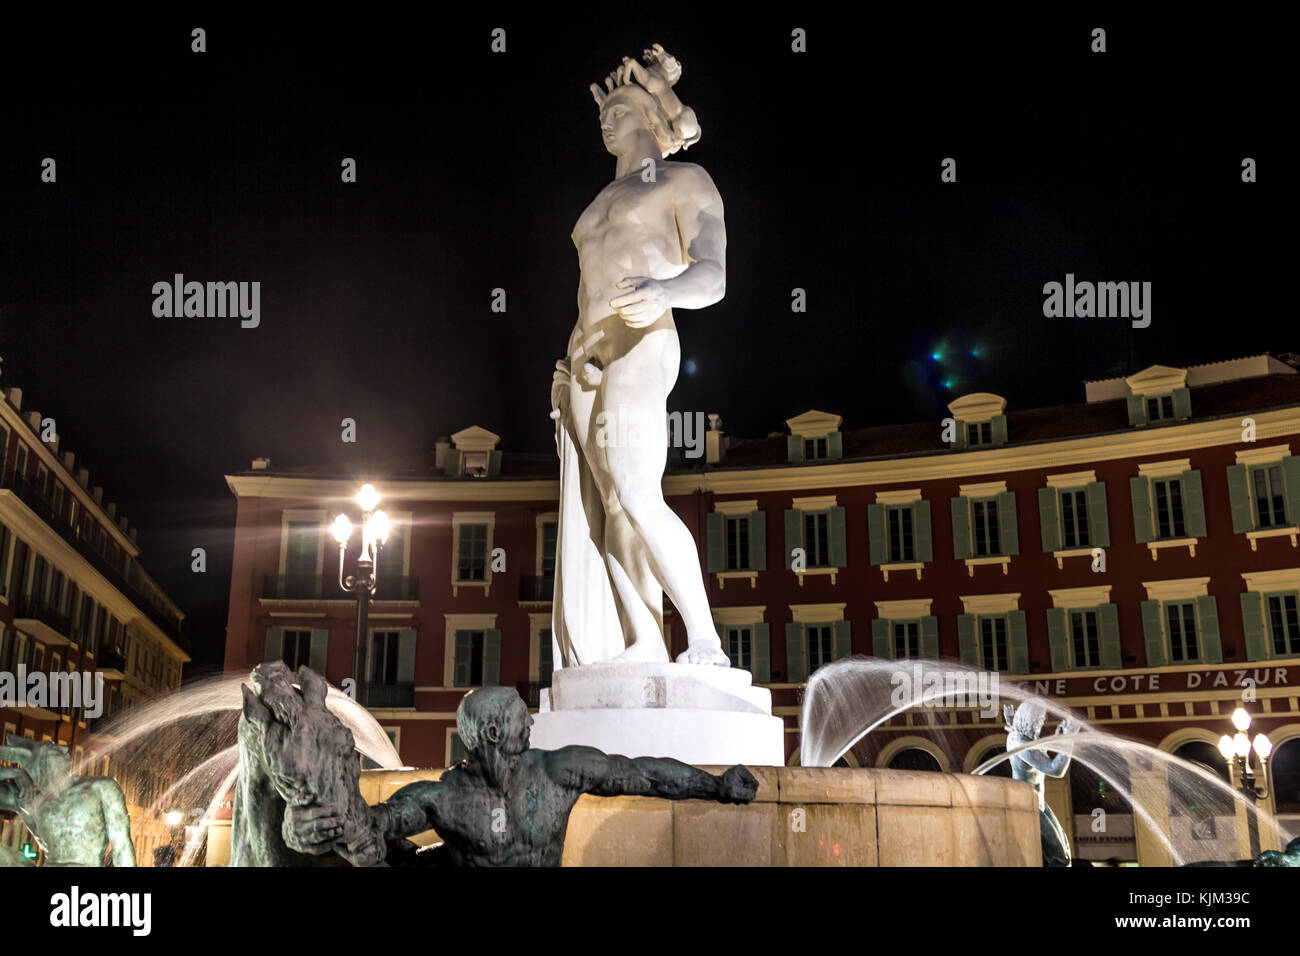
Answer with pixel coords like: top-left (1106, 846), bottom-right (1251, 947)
top-left (285, 685), bottom-right (759, 866)
top-left (550, 43), bottom-right (730, 668)
top-left (0, 735), bottom-right (135, 867)
top-left (1004, 702), bottom-right (1077, 867)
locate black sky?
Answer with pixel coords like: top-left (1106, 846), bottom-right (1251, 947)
top-left (0, 13), bottom-right (1282, 673)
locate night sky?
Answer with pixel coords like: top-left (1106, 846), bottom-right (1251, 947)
top-left (0, 13), bottom-right (1281, 674)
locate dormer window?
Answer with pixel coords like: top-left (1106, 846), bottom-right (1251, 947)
top-left (1146, 395), bottom-right (1175, 421)
top-left (1124, 365), bottom-right (1191, 427)
top-left (966, 422), bottom-right (994, 446)
top-left (444, 426), bottom-right (502, 478)
top-left (785, 410), bottom-right (843, 464)
top-left (460, 451), bottom-right (489, 477)
top-left (947, 393), bottom-right (1008, 450)
top-left (803, 437), bottom-right (829, 460)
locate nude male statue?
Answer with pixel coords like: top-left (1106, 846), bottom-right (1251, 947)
top-left (1004, 702), bottom-right (1077, 867)
top-left (284, 686), bottom-right (758, 866)
top-left (550, 45), bottom-right (730, 667)
top-left (0, 735), bottom-right (136, 867)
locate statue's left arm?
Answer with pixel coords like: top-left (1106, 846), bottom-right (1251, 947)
top-left (548, 746), bottom-right (756, 802)
top-left (94, 779), bottom-right (136, 867)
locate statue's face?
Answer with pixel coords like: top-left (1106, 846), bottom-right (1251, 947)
top-left (502, 698), bottom-right (533, 755)
top-left (599, 90), bottom-right (651, 157)
top-left (34, 746), bottom-right (71, 788)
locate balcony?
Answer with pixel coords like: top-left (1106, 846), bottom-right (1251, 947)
top-left (518, 575), bottom-right (555, 603)
top-left (95, 647), bottom-right (128, 680)
top-left (0, 469), bottom-right (185, 646)
top-left (361, 682), bottom-right (414, 708)
top-left (372, 575), bottom-right (419, 602)
top-left (262, 574), bottom-right (419, 602)
top-left (12, 596), bottom-right (74, 647)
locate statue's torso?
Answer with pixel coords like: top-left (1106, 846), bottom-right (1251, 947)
top-left (438, 756), bottom-right (576, 866)
top-left (27, 780), bottom-right (109, 865)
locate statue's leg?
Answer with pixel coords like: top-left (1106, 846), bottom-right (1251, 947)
top-left (599, 332), bottom-right (726, 664)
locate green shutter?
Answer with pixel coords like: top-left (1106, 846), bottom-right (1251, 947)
top-left (752, 623), bottom-right (771, 682)
top-left (1086, 481), bottom-right (1110, 547)
top-left (1182, 470), bottom-right (1206, 537)
top-left (1097, 604), bottom-right (1121, 668)
top-left (785, 623), bottom-right (804, 683)
top-left (263, 627), bottom-right (283, 664)
top-left (453, 630), bottom-right (471, 686)
top-left (1009, 611), bottom-right (1028, 673)
top-left (487, 450), bottom-right (502, 477)
top-left (914, 501), bottom-right (933, 563)
top-left (749, 511), bottom-right (766, 570)
top-left (787, 436), bottom-right (803, 463)
top-left (957, 614), bottom-right (977, 665)
top-left (1126, 395), bottom-right (1145, 426)
top-left (950, 497), bottom-right (971, 559)
top-left (827, 432), bottom-right (843, 460)
top-left (538, 631), bottom-right (554, 684)
top-left (1240, 592), bottom-right (1267, 661)
top-left (1226, 465), bottom-right (1252, 533)
top-left (1130, 477), bottom-right (1153, 543)
top-left (1172, 387), bottom-right (1191, 420)
top-left (483, 629), bottom-right (501, 684)
top-left (1046, 609), bottom-right (1068, 671)
top-left (871, 619), bottom-right (890, 658)
top-left (990, 414), bottom-right (1008, 445)
top-left (953, 419), bottom-right (967, 449)
top-left (918, 616), bottom-right (937, 658)
top-left (868, 504), bottom-right (886, 565)
top-left (1283, 457), bottom-right (1300, 526)
top-left (828, 506), bottom-right (847, 566)
top-left (1196, 596), bottom-right (1222, 664)
top-left (1038, 487), bottom-right (1061, 551)
top-left (309, 628), bottom-right (329, 675)
top-left (833, 620), bottom-right (852, 660)
top-left (997, 491), bottom-right (1019, 555)
top-left (706, 512), bottom-right (724, 572)
top-left (444, 449), bottom-right (461, 476)
top-left (397, 629), bottom-right (417, 683)
top-left (784, 509), bottom-right (801, 569)
top-left (1140, 600), bottom-right (1165, 666)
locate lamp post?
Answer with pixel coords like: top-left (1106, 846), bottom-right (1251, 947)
top-left (333, 483), bottom-right (390, 707)
top-left (1218, 707), bottom-right (1272, 859)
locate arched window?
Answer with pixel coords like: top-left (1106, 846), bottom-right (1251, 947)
top-left (888, 748), bottom-right (942, 772)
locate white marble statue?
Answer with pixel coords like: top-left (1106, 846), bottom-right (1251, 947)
top-left (550, 44), bottom-right (728, 668)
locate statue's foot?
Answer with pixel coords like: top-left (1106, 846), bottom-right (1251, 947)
top-left (676, 640), bottom-right (730, 666)
top-left (614, 639), bottom-right (670, 663)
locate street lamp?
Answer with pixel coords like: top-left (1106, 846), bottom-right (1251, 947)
top-left (334, 483), bottom-right (391, 706)
top-left (1217, 707), bottom-right (1272, 858)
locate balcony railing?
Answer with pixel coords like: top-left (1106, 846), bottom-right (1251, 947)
top-left (262, 574), bottom-right (419, 602)
top-left (518, 576), bottom-right (555, 603)
top-left (0, 469), bottom-right (185, 646)
top-left (95, 647), bottom-right (128, 676)
top-left (361, 682), bottom-right (414, 708)
top-left (13, 595), bottom-right (74, 642)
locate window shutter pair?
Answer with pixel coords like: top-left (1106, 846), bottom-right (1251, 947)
top-left (1039, 483), bottom-right (1111, 551)
top-left (868, 501), bottom-right (933, 564)
top-left (1131, 471), bottom-right (1205, 541)
top-left (952, 493), bottom-right (1019, 558)
top-left (707, 511), bottom-right (767, 572)
top-left (1138, 597), bottom-right (1219, 665)
top-left (783, 507), bottom-right (847, 567)
top-left (1229, 457), bottom-right (1300, 530)
top-left (958, 612), bottom-right (1029, 671)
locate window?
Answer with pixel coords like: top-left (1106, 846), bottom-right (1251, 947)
top-left (1060, 489), bottom-right (1091, 548)
top-left (726, 626), bottom-right (752, 670)
top-left (806, 624), bottom-right (835, 673)
top-left (457, 524), bottom-right (488, 581)
top-left (283, 521), bottom-right (319, 581)
top-left (1267, 594), bottom-right (1300, 657)
top-left (966, 422), bottom-right (993, 446)
top-left (887, 506), bottom-right (914, 562)
top-left (1146, 395), bottom-right (1175, 421)
top-left (14, 445), bottom-right (27, 480)
top-left (725, 515), bottom-right (751, 571)
top-left (540, 521), bottom-right (557, 577)
top-left (460, 451), bottom-right (489, 476)
top-left (803, 437), bottom-right (828, 460)
top-left (51, 483), bottom-right (64, 518)
top-left (893, 621), bottom-right (919, 659)
top-left (370, 630), bottom-right (402, 685)
top-left (1166, 602), bottom-right (1199, 662)
top-left (453, 630), bottom-right (486, 686)
top-left (1070, 610), bottom-right (1101, 667)
top-left (538, 628), bottom-right (553, 686)
top-left (1253, 465), bottom-right (1287, 529)
top-left (1152, 478), bottom-right (1186, 539)
top-left (980, 617), bottom-right (1009, 670)
top-left (971, 498), bottom-right (1001, 556)
top-left (281, 629), bottom-right (313, 670)
top-left (802, 511), bottom-right (831, 567)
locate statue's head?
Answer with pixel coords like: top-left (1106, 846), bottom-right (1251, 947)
top-left (240, 663), bottom-right (359, 809)
top-left (1, 735), bottom-right (71, 790)
top-left (590, 44), bottom-right (699, 158)
top-left (1005, 700), bottom-right (1047, 741)
top-left (456, 686), bottom-right (532, 759)
top-left (596, 84), bottom-right (678, 159)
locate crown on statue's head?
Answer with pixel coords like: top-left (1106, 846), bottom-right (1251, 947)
top-left (589, 43), bottom-right (701, 157)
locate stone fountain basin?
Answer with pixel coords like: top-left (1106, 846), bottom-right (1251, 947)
top-left (359, 765), bottom-right (1042, 866)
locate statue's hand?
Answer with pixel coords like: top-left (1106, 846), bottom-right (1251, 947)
top-left (1056, 718), bottom-right (1078, 737)
top-left (716, 765), bottom-right (759, 804)
top-left (282, 804), bottom-right (343, 856)
top-left (550, 361), bottom-right (571, 420)
top-left (611, 276), bottom-right (669, 327)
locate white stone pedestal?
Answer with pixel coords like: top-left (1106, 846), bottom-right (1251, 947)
top-left (529, 661), bottom-right (786, 766)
